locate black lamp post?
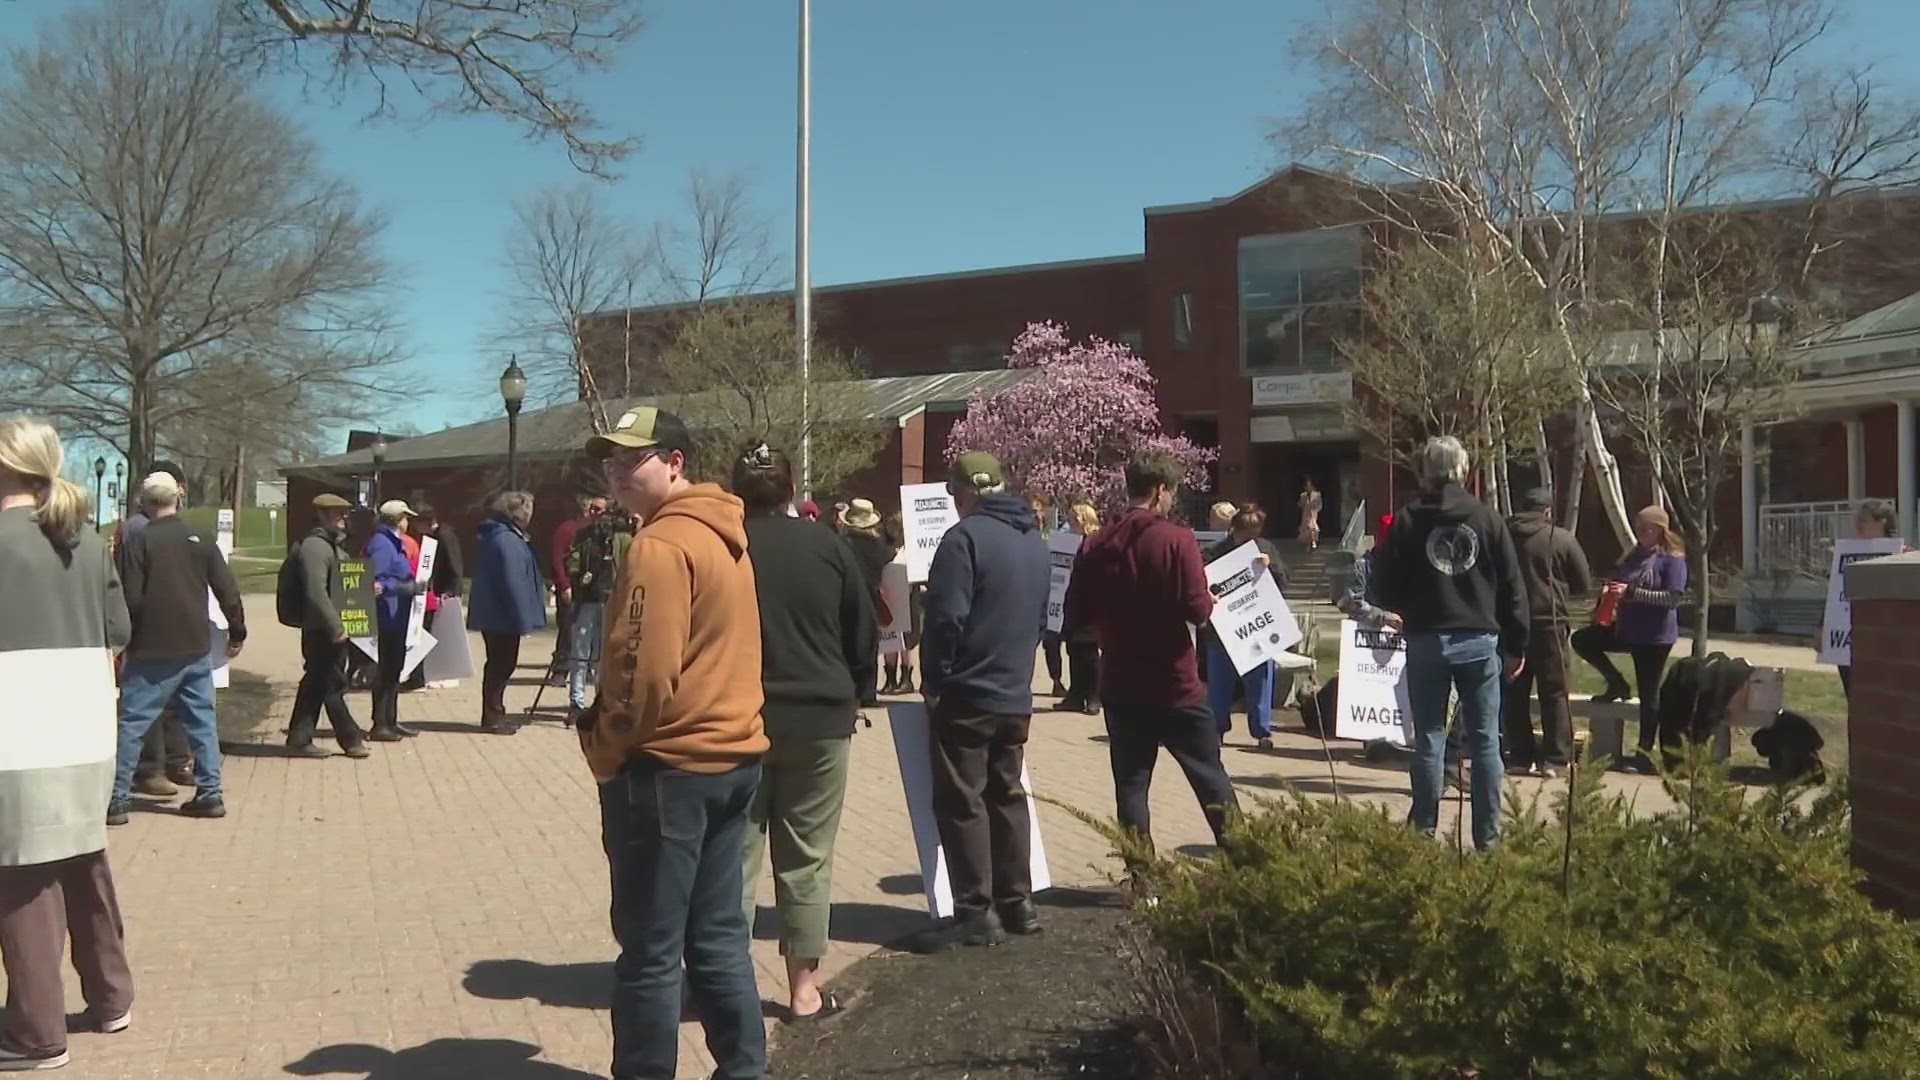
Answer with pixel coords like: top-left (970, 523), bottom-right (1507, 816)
top-left (371, 436), bottom-right (387, 509)
top-left (92, 457), bottom-right (105, 528)
top-left (112, 461), bottom-right (123, 517)
top-left (500, 357), bottom-right (528, 491)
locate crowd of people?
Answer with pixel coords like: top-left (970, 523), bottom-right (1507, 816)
top-left (5, 401), bottom-right (1887, 1078)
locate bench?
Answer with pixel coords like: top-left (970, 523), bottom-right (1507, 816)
top-left (1575, 666), bottom-right (1786, 764)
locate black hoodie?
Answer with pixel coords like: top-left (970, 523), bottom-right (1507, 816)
top-left (1507, 511), bottom-right (1593, 626)
top-left (1377, 483), bottom-right (1530, 658)
top-left (920, 492), bottom-right (1051, 714)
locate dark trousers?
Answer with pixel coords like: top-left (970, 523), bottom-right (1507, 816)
top-left (1066, 640), bottom-right (1100, 704)
top-left (133, 709), bottom-right (190, 780)
top-left (1503, 625), bottom-right (1574, 766)
top-left (550, 592), bottom-right (574, 672)
top-left (929, 698), bottom-right (1034, 915)
top-left (370, 621), bottom-right (407, 732)
top-left (289, 631), bottom-right (364, 747)
top-left (1570, 625), bottom-right (1673, 751)
top-left (0, 853), bottom-right (134, 1058)
top-left (1041, 635), bottom-right (1063, 683)
top-left (601, 758), bottom-right (764, 1080)
top-left (1103, 701), bottom-right (1240, 863)
top-left (482, 632), bottom-right (522, 720)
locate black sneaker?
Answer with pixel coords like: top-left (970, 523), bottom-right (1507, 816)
top-left (180, 795), bottom-right (226, 819)
top-left (1050, 680), bottom-right (1069, 698)
top-left (105, 801), bottom-right (129, 827)
top-left (394, 722), bottom-right (420, 738)
top-left (342, 743), bottom-right (373, 760)
top-left (998, 899), bottom-right (1043, 936)
top-left (165, 764), bottom-right (194, 787)
top-left (906, 910), bottom-right (1007, 954)
top-left (367, 726), bottom-right (406, 743)
top-left (1592, 684), bottom-right (1635, 704)
top-left (286, 742), bottom-right (332, 760)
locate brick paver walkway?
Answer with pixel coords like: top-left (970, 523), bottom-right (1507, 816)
top-left (11, 597), bottom-right (1675, 1079)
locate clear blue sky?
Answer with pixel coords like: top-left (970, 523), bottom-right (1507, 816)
top-left (6, 0), bottom-right (1920, 445)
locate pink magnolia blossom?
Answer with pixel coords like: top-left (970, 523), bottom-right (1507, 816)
top-left (946, 322), bottom-right (1215, 516)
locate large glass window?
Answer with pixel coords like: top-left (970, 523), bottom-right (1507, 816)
top-left (1239, 227), bottom-right (1363, 374)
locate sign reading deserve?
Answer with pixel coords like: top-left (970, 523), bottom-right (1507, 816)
top-left (1045, 531), bottom-right (1083, 634)
top-left (1818, 537), bottom-right (1905, 665)
top-left (1334, 619), bottom-right (1413, 746)
top-left (1204, 540), bottom-right (1302, 676)
top-left (901, 483), bottom-right (959, 584)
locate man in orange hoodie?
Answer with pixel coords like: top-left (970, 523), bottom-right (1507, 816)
top-left (578, 406), bottom-right (769, 1080)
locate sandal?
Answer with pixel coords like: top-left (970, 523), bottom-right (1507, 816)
top-left (784, 991), bottom-right (844, 1025)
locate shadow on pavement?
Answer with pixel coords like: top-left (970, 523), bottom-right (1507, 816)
top-left (1233, 773), bottom-right (1406, 798)
top-left (1034, 886), bottom-right (1124, 909)
top-left (464, 960), bottom-right (610, 1010)
top-left (284, 1038), bottom-right (599, 1079)
top-left (754, 901), bottom-right (926, 949)
top-left (216, 670), bottom-right (283, 743)
top-left (875, 873), bottom-right (922, 896)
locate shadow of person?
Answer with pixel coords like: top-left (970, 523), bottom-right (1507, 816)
top-left (751, 902), bottom-right (926, 949)
top-left (463, 959), bottom-right (610, 1010)
top-left (285, 1039), bottom-right (600, 1080)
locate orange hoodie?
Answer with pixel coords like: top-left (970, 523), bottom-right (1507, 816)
top-left (581, 483), bottom-right (768, 781)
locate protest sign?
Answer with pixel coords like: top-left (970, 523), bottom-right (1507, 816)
top-left (901, 483), bottom-right (959, 584)
top-left (1818, 537), bottom-right (1905, 665)
top-left (406, 537), bottom-right (438, 649)
top-left (342, 558), bottom-right (380, 661)
top-left (1334, 619), bottom-right (1413, 746)
top-left (1045, 531), bottom-right (1083, 634)
top-left (1203, 540), bottom-right (1302, 676)
top-left (421, 597), bottom-right (475, 682)
top-left (878, 561), bottom-right (911, 654)
top-left (888, 702), bottom-right (1051, 919)
top-left (209, 509), bottom-right (236, 689)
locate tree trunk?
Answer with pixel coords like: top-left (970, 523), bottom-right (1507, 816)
top-left (126, 373), bottom-right (153, 478)
top-left (1690, 545), bottom-right (1711, 659)
top-left (1562, 404), bottom-right (1588, 533)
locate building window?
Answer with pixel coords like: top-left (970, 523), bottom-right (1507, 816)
top-left (1172, 293), bottom-right (1194, 348)
top-left (1239, 227), bottom-right (1364, 374)
top-left (1118, 330), bottom-right (1145, 355)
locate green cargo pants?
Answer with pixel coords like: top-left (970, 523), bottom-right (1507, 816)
top-left (740, 736), bottom-right (854, 960)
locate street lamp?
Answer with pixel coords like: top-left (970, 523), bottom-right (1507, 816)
top-left (500, 357), bottom-right (528, 491)
top-left (92, 457), bottom-right (105, 529)
top-left (371, 436), bottom-right (387, 509)
top-left (113, 461), bottom-right (123, 518)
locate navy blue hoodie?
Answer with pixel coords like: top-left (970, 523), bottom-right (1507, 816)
top-left (920, 492), bottom-right (1050, 714)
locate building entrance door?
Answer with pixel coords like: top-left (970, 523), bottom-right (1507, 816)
top-left (1253, 440), bottom-right (1361, 544)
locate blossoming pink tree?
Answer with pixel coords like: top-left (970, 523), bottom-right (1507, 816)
top-left (946, 322), bottom-right (1214, 514)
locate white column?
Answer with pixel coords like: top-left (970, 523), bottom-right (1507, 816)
top-left (1846, 417), bottom-right (1867, 503)
top-left (1741, 423), bottom-right (1759, 577)
top-left (1900, 401), bottom-right (1917, 542)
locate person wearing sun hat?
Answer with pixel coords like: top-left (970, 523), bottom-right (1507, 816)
top-left (578, 405), bottom-right (770, 1080)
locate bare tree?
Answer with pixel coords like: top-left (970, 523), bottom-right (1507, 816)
top-left (496, 183), bottom-right (646, 428)
top-left (209, 0), bottom-right (643, 176)
top-left (650, 300), bottom-right (881, 496)
top-left (645, 169), bottom-right (787, 305)
top-left (0, 0), bottom-right (399, 475)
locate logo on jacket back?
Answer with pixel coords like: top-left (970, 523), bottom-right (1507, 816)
top-left (1425, 524), bottom-right (1480, 576)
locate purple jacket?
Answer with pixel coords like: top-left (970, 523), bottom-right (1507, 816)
top-left (1608, 546), bottom-right (1688, 647)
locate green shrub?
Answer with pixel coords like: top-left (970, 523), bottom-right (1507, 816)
top-left (1135, 762), bottom-right (1920, 1079)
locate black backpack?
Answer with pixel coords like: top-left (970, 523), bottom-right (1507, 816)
top-left (275, 550), bottom-right (305, 628)
top-left (567, 518), bottom-right (628, 603)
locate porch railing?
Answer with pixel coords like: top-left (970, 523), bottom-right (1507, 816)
top-left (1755, 500), bottom-right (1884, 580)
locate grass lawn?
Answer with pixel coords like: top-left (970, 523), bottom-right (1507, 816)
top-left (180, 506), bottom-right (289, 549)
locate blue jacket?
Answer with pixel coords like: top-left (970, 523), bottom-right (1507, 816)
top-left (366, 523), bottom-right (419, 628)
top-left (466, 516), bottom-right (548, 635)
top-left (921, 492), bottom-right (1051, 714)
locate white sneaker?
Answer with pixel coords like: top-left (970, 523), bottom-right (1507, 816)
top-left (0, 1045), bottom-right (69, 1071)
top-left (99, 1009), bottom-right (131, 1034)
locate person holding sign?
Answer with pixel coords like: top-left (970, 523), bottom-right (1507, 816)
top-left (910, 451), bottom-right (1051, 953)
top-left (1203, 504), bottom-right (1288, 748)
top-left (364, 501), bottom-right (425, 743)
top-left (1065, 453), bottom-right (1239, 889)
top-left (1570, 506), bottom-right (1689, 769)
top-left (1832, 499), bottom-right (1906, 698)
top-left (284, 494), bottom-right (371, 759)
top-left (1374, 437), bottom-right (1529, 852)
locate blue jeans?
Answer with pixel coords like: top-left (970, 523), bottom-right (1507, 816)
top-left (1405, 632), bottom-right (1504, 851)
top-left (114, 655), bottom-right (221, 803)
top-left (568, 601), bottom-right (605, 710)
top-left (601, 756), bottom-right (765, 1080)
top-left (1205, 640), bottom-right (1274, 739)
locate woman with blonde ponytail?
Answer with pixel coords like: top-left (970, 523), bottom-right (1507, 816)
top-left (0, 416), bottom-right (135, 1070)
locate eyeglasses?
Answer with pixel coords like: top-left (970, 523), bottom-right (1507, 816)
top-left (601, 449), bottom-right (662, 475)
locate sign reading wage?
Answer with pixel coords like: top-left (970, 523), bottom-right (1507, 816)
top-left (1818, 537), bottom-right (1906, 665)
top-left (1334, 619), bottom-right (1414, 746)
top-left (1203, 540), bottom-right (1302, 676)
top-left (900, 483), bottom-right (960, 585)
top-left (1044, 531), bottom-right (1083, 634)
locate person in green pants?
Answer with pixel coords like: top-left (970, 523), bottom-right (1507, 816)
top-left (731, 443), bottom-right (878, 1022)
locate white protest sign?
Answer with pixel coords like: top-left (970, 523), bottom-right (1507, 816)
top-left (1203, 540), bottom-right (1302, 676)
top-left (878, 560), bottom-right (911, 653)
top-left (901, 483), bottom-right (959, 584)
top-left (888, 702), bottom-right (1051, 919)
top-left (1334, 619), bottom-right (1413, 746)
top-left (421, 597), bottom-right (476, 682)
top-left (208, 510), bottom-right (236, 689)
top-left (1045, 531), bottom-right (1083, 634)
top-left (406, 536), bottom-right (438, 650)
top-left (1818, 537), bottom-right (1905, 665)
top-left (350, 531), bottom-right (438, 676)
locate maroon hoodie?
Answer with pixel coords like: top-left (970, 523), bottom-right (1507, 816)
top-left (1063, 507), bottom-right (1214, 708)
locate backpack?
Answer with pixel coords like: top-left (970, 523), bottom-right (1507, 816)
top-left (275, 547), bottom-right (305, 628)
top-left (567, 518), bottom-right (627, 603)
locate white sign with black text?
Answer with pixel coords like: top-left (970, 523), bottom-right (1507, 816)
top-left (402, 536), bottom-right (439, 673)
top-left (209, 509), bottom-right (236, 689)
top-left (1203, 540), bottom-right (1302, 676)
top-left (1334, 619), bottom-right (1413, 746)
top-left (1045, 531), bottom-right (1083, 634)
top-left (1818, 537), bottom-right (1906, 665)
top-left (878, 561), bottom-right (911, 654)
top-left (901, 483), bottom-right (960, 585)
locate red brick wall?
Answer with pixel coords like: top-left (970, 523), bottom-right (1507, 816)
top-left (1847, 594), bottom-right (1920, 915)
